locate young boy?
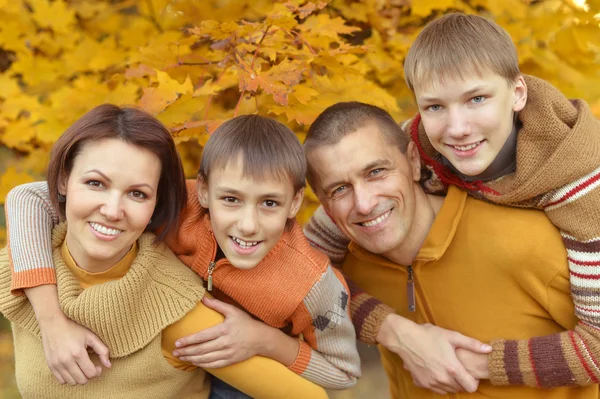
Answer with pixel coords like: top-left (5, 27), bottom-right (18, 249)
top-left (304, 13), bottom-right (600, 389)
top-left (4, 115), bottom-right (361, 393)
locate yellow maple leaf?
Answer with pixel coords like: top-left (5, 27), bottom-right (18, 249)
top-left (411, 0), bottom-right (457, 18)
top-left (0, 74), bottom-right (21, 99)
top-left (139, 71), bottom-right (193, 115)
top-left (2, 119), bottom-right (36, 150)
top-left (0, 168), bottom-right (36, 204)
top-left (30, 0), bottom-right (76, 33)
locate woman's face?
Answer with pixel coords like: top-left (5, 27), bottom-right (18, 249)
top-left (62, 138), bottom-right (161, 272)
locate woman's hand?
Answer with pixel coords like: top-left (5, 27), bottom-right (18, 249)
top-left (38, 313), bottom-right (111, 385)
top-left (173, 297), bottom-right (298, 368)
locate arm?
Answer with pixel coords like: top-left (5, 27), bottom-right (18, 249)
top-left (4, 182), bottom-right (110, 384)
top-left (171, 296), bottom-right (300, 368)
top-left (303, 205), bottom-right (350, 267)
top-left (288, 265), bottom-right (361, 390)
top-left (162, 296), bottom-right (328, 399)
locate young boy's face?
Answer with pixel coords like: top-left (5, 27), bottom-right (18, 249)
top-left (197, 157), bottom-right (304, 270)
top-left (414, 71), bottom-right (527, 176)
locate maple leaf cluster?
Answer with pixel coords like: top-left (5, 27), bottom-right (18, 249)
top-left (0, 0), bottom-right (599, 245)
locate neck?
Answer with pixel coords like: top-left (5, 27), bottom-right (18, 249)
top-left (382, 188), bottom-right (444, 266)
top-left (65, 234), bottom-right (131, 274)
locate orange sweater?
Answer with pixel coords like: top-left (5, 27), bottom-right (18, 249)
top-left (162, 181), bottom-right (360, 389)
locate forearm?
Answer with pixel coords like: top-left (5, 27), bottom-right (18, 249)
top-left (24, 285), bottom-right (66, 327)
top-left (259, 325), bottom-right (300, 367)
top-left (5, 182), bottom-right (58, 294)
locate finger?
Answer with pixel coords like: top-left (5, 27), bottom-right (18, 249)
top-left (49, 367), bottom-right (66, 385)
top-left (75, 352), bottom-right (100, 380)
top-left (56, 364), bottom-right (79, 386)
top-left (195, 359), bottom-right (237, 369)
top-left (201, 297), bottom-right (240, 317)
top-left (180, 350), bottom-right (233, 366)
top-left (174, 338), bottom-right (227, 357)
top-left (63, 360), bottom-right (89, 385)
top-left (449, 333), bottom-right (492, 353)
top-left (449, 363), bottom-right (479, 393)
top-left (87, 334), bottom-right (111, 368)
top-left (175, 325), bottom-right (224, 349)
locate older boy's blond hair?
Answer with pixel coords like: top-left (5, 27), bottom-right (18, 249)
top-left (404, 13), bottom-right (521, 91)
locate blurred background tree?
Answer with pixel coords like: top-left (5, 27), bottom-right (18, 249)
top-left (0, 0), bottom-right (599, 397)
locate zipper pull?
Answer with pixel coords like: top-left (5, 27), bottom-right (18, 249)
top-left (207, 261), bottom-right (216, 291)
top-left (407, 266), bottom-right (416, 312)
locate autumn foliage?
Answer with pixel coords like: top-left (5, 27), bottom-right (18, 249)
top-left (1, 0), bottom-right (600, 246)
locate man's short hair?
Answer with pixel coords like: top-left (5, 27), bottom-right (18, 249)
top-left (404, 13), bottom-right (521, 91)
top-left (199, 115), bottom-right (306, 193)
top-left (304, 102), bottom-right (409, 188)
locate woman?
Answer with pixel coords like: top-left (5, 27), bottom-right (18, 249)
top-left (0, 104), bottom-right (327, 399)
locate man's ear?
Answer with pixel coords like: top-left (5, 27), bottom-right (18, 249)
top-left (406, 141), bottom-right (422, 182)
top-left (513, 75), bottom-right (527, 112)
top-left (287, 188), bottom-right (305, 219)
top-left (196, 175), bottom-right (209, 208)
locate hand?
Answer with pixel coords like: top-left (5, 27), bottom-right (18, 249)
top-left (456, 348), bottom-right (490, 380)
top-left (173, 297), bottom-right (274, 368)
top-left (38, 313), bottom-right (111, 385)
top-left (376, 314), bottom-right (491, 395)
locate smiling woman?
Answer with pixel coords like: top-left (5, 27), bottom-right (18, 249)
top-left (0, 104), bottom-right (327, 399)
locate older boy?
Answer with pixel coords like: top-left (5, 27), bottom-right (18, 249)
top-left (305, 13), bottom-right (600, 393)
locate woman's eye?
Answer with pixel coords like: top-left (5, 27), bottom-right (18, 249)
top-left (131, 190), bottom-right (147, 199)
top-left (87, 180), bottom-right (103, 188)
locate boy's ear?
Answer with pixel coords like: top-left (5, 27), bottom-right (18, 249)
top-left (512, 75), bottom-right (527, 112)
top-left (406, 141), bottom-right (422, 182)
top-left (196, 175), bottom-right (209, 208)
top-left (287, 188), bottom-right (305, 219)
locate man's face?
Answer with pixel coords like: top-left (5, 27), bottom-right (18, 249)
top-left (308, 124), bottom-right (422, 256)
top-left (414, 71), bottom-right (527, 176)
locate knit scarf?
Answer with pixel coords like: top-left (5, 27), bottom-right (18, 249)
top-left (410, 75), bottom-right (600, 206)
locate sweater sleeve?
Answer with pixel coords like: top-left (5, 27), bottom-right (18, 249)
top-left (304, 205), bottom-right (395, 345)
top-left (488, 176), bottom-right (600, 387)
top-left (287, 265), bottom-right (361, 389)
top-left (161, 295), bottom-right (328, 399)
top-left (5, 182), bottom-right (60, 294)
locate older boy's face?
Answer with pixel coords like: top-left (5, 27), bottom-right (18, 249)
top-left (414, 71), bottom-right (527, 177)
top-left (307, 124), bottom-right (422, 257)
top-left (197, 156), bottom-right (303, 270)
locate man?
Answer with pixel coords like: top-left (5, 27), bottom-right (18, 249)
top-left (303, 101), bottom-right (598, 398)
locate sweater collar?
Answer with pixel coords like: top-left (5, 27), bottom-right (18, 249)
top-left (348, 186), bottom-right (467, 266)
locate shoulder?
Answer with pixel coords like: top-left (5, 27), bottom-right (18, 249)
top-left (276, 220), bottom-right (331, 275)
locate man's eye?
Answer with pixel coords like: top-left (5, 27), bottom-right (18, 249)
top-left (332, 186), bottom-right (346, 196)
top-left (370, 168), bottom-right (383, 176)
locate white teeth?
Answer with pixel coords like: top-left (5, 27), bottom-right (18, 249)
top-left (361, 210), bottom-right (391, 227)
top-left (452, 141), bottom-right (481, 151)
top-left (90, 222), bottom-right (122, 236)
top-left (232, 237), bottom-right (259, 248)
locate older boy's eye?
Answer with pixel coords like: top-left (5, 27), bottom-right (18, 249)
top-left (471, 96), bottom-right (485, 103)
top-left (427, 104), bottom-right (441, 112)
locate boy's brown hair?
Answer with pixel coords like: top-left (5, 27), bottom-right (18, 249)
top-left (404, 13), bottom-right (521, 91)
top-left (199, 115), bottom-right (306, 193)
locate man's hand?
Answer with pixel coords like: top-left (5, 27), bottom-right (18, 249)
top-left (38, 313), bottom-right (111, 385)
top-left (173, 297), bottom-right (295, 368)
top-left (456, 348), bottom-right (490, 380)
top-left (376, 314), bottom-right (491, 395)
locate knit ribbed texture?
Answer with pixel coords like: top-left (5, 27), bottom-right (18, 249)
top-left (0, 225), bottom-right (211, 399)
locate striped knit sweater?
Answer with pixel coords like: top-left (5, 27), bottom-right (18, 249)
top-left (4, 180), bottom-right (361, 390)
top-left (305, 75), bottom-right (600, 388)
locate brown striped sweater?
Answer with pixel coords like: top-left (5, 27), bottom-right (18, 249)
top-left (305, 75), bottom-right (600, 388)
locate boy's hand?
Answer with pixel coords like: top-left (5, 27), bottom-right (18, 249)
top-left (173, 297), bottom-right (269, 368)
top-left (376, 315), bottom-right (491, 395)
top-left (38, 313), bottom-right (111, 385)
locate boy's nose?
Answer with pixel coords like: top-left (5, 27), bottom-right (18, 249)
top-left (238, 208), bottom-right (260, 236)
top-left (446, 109), bottom-right (471, 139)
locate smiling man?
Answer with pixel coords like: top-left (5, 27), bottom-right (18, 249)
top-left (303, 101), bottom-right (599, 399)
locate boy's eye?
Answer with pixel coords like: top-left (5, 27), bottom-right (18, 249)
top-left (427, 104), bottom-right (442, 112)
top-left (223, 197), bottom-right (239, 203)
top-left (471, 96), bottom-right (485, 103)
top-left (263, 200), bottom-right (279, 208)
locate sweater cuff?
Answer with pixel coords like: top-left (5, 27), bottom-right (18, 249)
top-left (11, 268), bottom-right (57, 296)
top-left (489, 339), bottom-right (539, 387)
top-left (351, 292), bottom-right (395, 345)
top-left (288, 339), bottom-right (312, 375)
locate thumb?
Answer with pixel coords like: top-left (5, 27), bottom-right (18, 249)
top-left (450, 332), bottom-right (492, 354)
top-left (202, 296), bottom-right (239, 317)
top-left (87, 333), bottom-right (112, 368)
